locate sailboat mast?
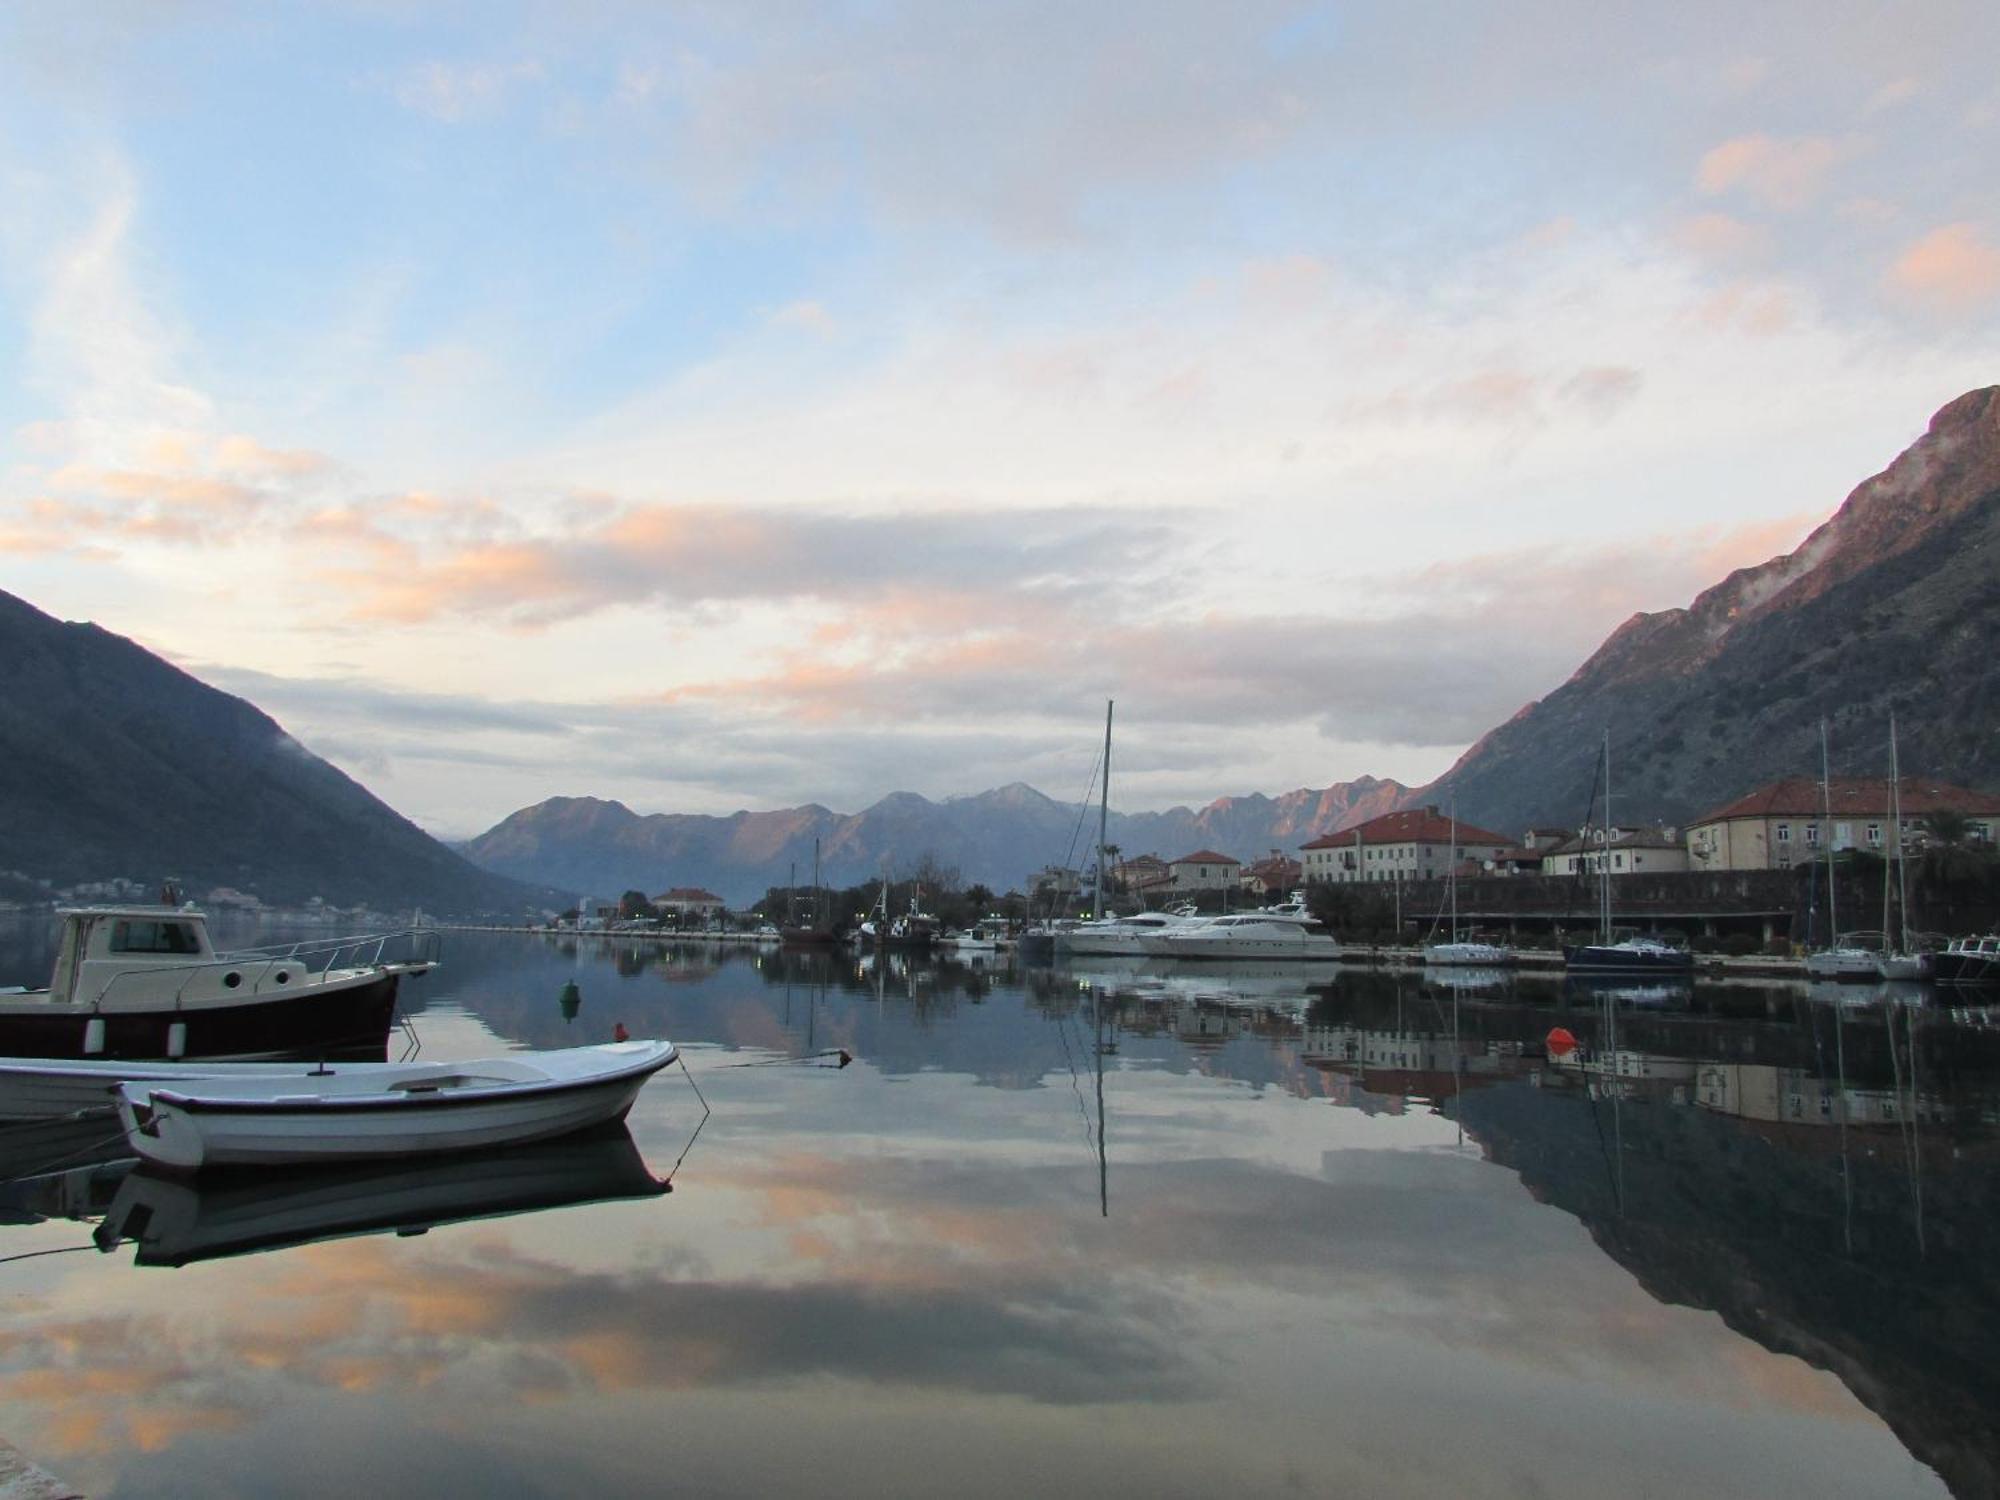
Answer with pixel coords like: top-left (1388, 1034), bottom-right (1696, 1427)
top-left (1600, 731), bottom-right (1612, 944)
top-left (1891, 713), bottom-right (1910, 952)
top-left (1821, 719), bottom-right (1838, 942)
top-left (813, 836), bottom-right (823, 928)
top-left (1448, 797), bottom-right (1459, 942)
top-left (1094, 699), bottom-right (1113, 922)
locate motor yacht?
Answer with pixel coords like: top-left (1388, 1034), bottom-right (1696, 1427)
top-left (1144, 902), bottom-right (1340, 962)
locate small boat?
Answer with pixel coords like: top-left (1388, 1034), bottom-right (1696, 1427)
top-left (1562, 935), bottom-right (1695, 975)
top-left (1932, 934), bottom-right (2000, 986)
top-left (1804, 938), bottom-right (1885, 983)
top-left (114, 1039), bottom-right (676, 1172)
top-left (0, 905), bottom-right (434, 1062)
top-left (1562, 735), bottom-right (1694, 977)
top-left (1422, 801), bottom-right (1516, 968)
top-left (0, 1054), bottom-right (403, 1121)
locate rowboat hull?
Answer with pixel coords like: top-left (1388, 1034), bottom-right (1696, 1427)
top-left (118, 1041), bottom-right (675, 1173)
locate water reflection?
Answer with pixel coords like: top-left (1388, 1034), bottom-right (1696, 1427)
top-left (0, 924), bottom-right (1990, 1497)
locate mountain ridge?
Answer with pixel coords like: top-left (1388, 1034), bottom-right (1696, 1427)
top-left (1419, 385), bottom-right (2000, 830)
top-left (0, 590), bottom-right (547, 915)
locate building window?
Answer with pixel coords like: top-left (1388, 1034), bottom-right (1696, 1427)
top-left (1805, 824), bottom-right (1819, 847)
top-left (1776, 823), bottom-right (1791, 843)
top-left (1866, 823), bottom-right (1881, 847)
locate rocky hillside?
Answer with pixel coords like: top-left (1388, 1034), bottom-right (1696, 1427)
top-left (1424, 386), bottom-right (2000, 832)
top-left (0, 589), bottom-right (544, 914)
top-left (459, 776), bottom-right (1411, 905)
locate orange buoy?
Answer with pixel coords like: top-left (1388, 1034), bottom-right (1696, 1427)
top-left (1545, 1026), bottom-right (1578, 1058)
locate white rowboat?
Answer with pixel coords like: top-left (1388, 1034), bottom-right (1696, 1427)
top-left (115, 1040), bottom-right (676, 1172)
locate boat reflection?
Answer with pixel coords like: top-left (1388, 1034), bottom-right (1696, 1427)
top-left (92, 1124), bottom-right (668, 1268)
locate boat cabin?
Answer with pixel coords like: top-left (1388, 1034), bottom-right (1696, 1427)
top-left (48, 906), bottom-right (219, 1005)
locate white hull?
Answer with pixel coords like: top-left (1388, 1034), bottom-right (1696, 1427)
top-left (0, 1057), bottom-right (379, 1120)
top-left (117, 1041), bottom-right (675, 1172)
top-left (1422, 942), bottom-right (1514, 967)
top-left (1804, 948), bottom-right (1881, 982)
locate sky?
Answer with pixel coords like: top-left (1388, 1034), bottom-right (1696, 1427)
top-left (2, 2), bottom-right (1997, 838)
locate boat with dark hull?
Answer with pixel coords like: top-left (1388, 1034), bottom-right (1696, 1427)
top-left (0, 906), bottom-right (435, 1063)
top-left (1560, 936), bottom-right (1696, 977)
top-left (1932, 935), bottom-right (1999, 986)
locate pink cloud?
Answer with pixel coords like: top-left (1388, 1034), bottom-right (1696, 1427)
top-left (1883, 222), bottom-right (2000, 313)
top-left (1695, 134), bottom-right (1846, 210)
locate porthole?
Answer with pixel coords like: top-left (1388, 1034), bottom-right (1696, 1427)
top-left (223, 971), bottom-right (242, 989)
top-left (274, 970), bottom-right (290, 985)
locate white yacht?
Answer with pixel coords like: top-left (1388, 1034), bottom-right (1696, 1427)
top-left (1145, 902), bottom-right (1340, 962)
top-left (1058, 909), bottom-right (1205, 959)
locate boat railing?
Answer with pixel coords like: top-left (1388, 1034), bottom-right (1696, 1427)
top-left (88, 928), bottom-right (441, 1010)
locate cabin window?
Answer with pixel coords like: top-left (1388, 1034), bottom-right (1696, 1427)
top-left (110, 920), bottom-right (201, 955)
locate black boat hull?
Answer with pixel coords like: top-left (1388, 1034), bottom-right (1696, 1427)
top-left (0, 971), bottom-right (403, 1062)
top-left (1562, 945), bottom-right (1696, 976)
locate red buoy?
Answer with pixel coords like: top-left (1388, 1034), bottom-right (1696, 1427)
top-left (613, 1022), bottom-right (630, 1042)
top-left (1546, 1026), bottom-right (1578, 1058)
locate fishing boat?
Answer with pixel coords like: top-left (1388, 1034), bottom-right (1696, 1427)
top-left (1932, 934), bottom-right (2000, 986)
top-left (113, 1039), bottom-right (675, 1172)
top-left (1562, 735), bottom-right (1694, 976)
top-left (0, 905), bottom-right (435, 1062)
top-left (93, 1125), bottom-right (668, 1267)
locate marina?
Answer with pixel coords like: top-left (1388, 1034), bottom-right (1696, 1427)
top-left (0, 923), bottom-right (1992, 1497)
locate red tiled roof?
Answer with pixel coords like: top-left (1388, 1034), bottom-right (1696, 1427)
top-left (1301, 806), bottom-right (1513, 850)
top-left (1692, 776), bottom-right (2000, 825)
top-left (654, 887), bottom-right (725, 903)
top-left (1171, 850), bottom-right (1240, 866)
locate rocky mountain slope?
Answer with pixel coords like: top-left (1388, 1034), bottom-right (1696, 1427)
top-left (1423, 386), bottom-right (2000, 832)
top-left (459, 776), bottom-right (1411, 905)
top-left (0, 590), bottom-right (543, 914)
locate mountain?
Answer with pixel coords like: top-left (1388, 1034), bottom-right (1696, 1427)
top-left (0, 589), bottom-right (543, 914)
top-left (1422, 386), bottom-right (2000, 832)
top-left (458, 777), bottom-right (1411, 905)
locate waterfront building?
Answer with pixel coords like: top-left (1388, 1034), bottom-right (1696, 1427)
top-left (653, 887), bottom-right (727, 922)
top-left (1169, 850), bottom-right (1241, 893)
top-left (1685, 776), bottom-right (2000, 872)
top-left (1299, 807), bottom-right (1512, 885)
top-left (1540, 824), bottom-right (1690, 878)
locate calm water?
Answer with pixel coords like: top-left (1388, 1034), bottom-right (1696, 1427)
top-left (1, 924), bottom-right (1995, 1498)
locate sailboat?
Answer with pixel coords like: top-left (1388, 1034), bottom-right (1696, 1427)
top-left (1422, 799), bottom-right (1513, 967)
top-left (1804, 720), bottom-right (1880, 982)
top-left (1876, 715), bottom-right (1929, 981)
top-left (780, 837), bottom-right (837, 947)
top-left (1562, 733), bottom-right (1694, 975)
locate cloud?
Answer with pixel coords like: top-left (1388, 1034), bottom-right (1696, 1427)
top-left (386, 60), bottom-right (543, 123)
top-left (1883, 222), bottom-right (2000, 313)
top-left (1695, 134), bottom-right (1847, 211)
top-left (320, 501), bottom-right (1182, 627)
top-left (1672, 213), bottom-right (1774, 265)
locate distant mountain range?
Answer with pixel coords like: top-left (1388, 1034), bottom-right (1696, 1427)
top-left (456, 778), bottom-right (1412, 906)
top-left (9, 387), bottom-right (1996, 914)
top-left (1419, 385), bottom-right (2000, 831)
top-left (0, 589), bottom-right (544, 915)
top-left (461, 385), bottom-right (2000, 901)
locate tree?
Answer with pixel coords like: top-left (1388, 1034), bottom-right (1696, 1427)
top-left (618, 889), bottom-right (654, 920)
